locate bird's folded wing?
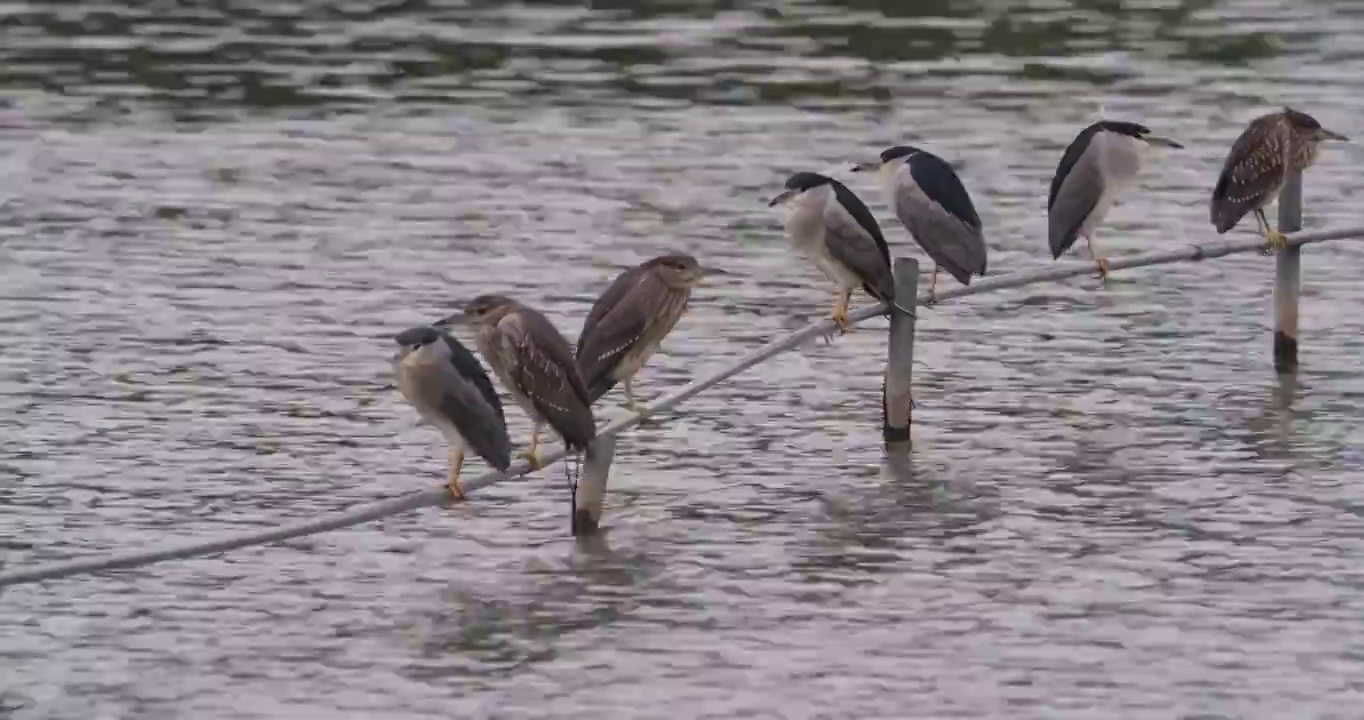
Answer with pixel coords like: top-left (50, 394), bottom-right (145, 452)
top-left (411, 359), bottom-right (512, 471)
top-left (507, 312), bottom-right (596, 448)
top-left (1047, 145), bottom-right (1103, 259)
top-left (823, 192), bottom-right (894, 301)
top-left (576, 276), bottom-right (656, 399)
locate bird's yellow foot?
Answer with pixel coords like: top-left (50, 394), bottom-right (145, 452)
top-left (1095, 258), bottom-right (1110, 279)
top-left (830, 309), bottom-right (852, 333)
top-left (519, 448), bottom-right (543, 471)
top-left (446, 478), bottom-right (466, 501)
top-left (1265, 230), bottom-right (1288, 253)
top-left (446, 452), bottom-right (466, 501)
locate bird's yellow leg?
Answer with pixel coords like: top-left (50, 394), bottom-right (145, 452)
top-left (446, 449), bottom-right (466, 500)
top-left (1257, 208), bottom-right (1287, 252)
top-left (1087, 235), bottom-right (1110, 279)
top-left (830, 289), bottom-right (852, 332)
top-left (926, 267), bottom-right (940, 304)
top-left (622, 377), bottom-right (642, 412)
top-left (519, 425), bottom-right (542, 470)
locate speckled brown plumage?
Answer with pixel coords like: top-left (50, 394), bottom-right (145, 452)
top-left (1211, 108), bottom-right (1335, 235)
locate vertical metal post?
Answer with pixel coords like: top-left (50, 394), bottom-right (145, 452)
top-left (883, 257), bottom-right (919, 446)
top-left (1273, 169), bottom-right (1302, 374)
top-left (572, 433), bottom-right (615, 536)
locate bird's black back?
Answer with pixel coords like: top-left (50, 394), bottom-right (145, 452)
top-left (441, 332), bottom-right (505, 425)
top-left (907, 151), bottom-right (982, 230)
top-left (1048, 120), bottom-right (1150, 211)
top-left (830, 179), bottom-right (891, 270)
top-left (395, 325), bottom-right (506, 425)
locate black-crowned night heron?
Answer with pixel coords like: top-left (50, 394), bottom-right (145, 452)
top-left (1048, 120), bottom-right (1182, 278)
top-left (767, 171), bottom-right (895, 330)
top-left (852, 146), bottom-right (987, 303)
top-left (576, 253), bottom-right (703, 410)
top-left (447, 294), bottom-right (596, 473)
top-left (1211, 107), bottom-right (1348, 251)
top-left (393, 325), bottom-right (512, 500)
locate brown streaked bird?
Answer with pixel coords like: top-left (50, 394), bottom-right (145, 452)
top-left (1211, 107), bottom-right (1349, 251)
top-left (392, 325), bottom-right (511, 500)
top-left (443, 295), bottom-right (596, 475)
top-left (576, 253), bottom-right (704, 411)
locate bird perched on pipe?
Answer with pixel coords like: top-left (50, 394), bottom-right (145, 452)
top-left (1048, 120), bottom-right (1182, 278)
top-left (852, 146), bottom-right (987, 303)
top-left (393, 325), bottom-right (512, 500)
top-left (1211, 107), bottom-right (1349, 252)
top-left (576, 253), bottom-right (704, 410)
top-left (768, 171), bottom-right (905, 331)
top-left (441, 295), bottom-right (597, 477)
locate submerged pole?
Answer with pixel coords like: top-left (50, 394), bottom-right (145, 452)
top-left (883, 257), bottom-right (919, 446)
top-left (1274, 168), bottom-right (1303, 373)
top-left (572, 433), bottom-right (615, 535)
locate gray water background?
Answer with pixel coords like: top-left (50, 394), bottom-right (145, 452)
top-left (2, 1), bottom-right (1364, 717)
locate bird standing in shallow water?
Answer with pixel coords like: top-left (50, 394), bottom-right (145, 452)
top-left (768, 171), bottom-right (895, 331)
top-left (1211, 107), bottom-right (1348, 252)
top-left (393, 325), bottom-right (511, 500)
top-left (576, 253), bottom-right (704, 411)
top-left (852, 146), bottom-right (987, 303)
top-left (1048, 120), bottom-right (1182, 278)
top-left (446, 295), bottom-right (596, 474)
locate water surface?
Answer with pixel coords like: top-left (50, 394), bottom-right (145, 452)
top-left (3, 1), bottom-right (1364, 717)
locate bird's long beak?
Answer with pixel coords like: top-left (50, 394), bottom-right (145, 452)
top-left (1323, 128), bottom-right (1350, 142)
top-left (767, 189), bottom-right (794, 207)
top-left (698, 264), bottom-right (724, 277)
top-left (850, 161), bottom-right (881, 173)
top-left (1144, 134), bottom-right (1183, 149)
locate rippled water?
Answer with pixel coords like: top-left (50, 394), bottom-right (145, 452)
top-left (3, 1), bottom-right (1364, 717)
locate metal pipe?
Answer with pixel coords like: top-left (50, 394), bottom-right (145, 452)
top-left (1274, 169), bottom-right (1303, 373)
top-left (4, 225), bottom-right (1364, 588)
top-left (882, 257), bottom-right (919, 445)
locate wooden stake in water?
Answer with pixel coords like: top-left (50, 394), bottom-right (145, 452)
top-left (1274, 169), bottom-right (1303, 374)
top-left (573, 433), bottom-right (615, 536)
top-left (883, 257), bottom-right (919, 446)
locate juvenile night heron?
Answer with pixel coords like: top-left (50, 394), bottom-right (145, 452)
top-left (576, 253), bottom-right (703, 409)
top-left (447, 294), bottom-right (596, 473)
top-left (1211, 107), bottom-right (1349, 251)
top-left (768, 171), bottom-right (896, 330)
top-left (1048, 120), bottom-right (1182, 277)
top-left (393, 325), bottom-right (512, 500)
top-left (852, 146), bottom-right (987, 302)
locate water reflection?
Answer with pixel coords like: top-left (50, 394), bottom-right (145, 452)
top-left (791, 453), bottom-right (999, 583)
top-left (409, 533), bottom-right (660, 681)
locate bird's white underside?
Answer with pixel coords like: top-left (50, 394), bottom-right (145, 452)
top-left (396, 344), bottom-right (467, 454)
top-left (1081, 131), bottom-right (1151, 238)
top-left (782, 185), bottom-right (863, 292)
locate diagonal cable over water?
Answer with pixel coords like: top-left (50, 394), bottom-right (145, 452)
top-left (2, 227), bottom-right (1362, 588)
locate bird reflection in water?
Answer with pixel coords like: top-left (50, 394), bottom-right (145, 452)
top-left (792, 451), bottom-right (999, 584)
